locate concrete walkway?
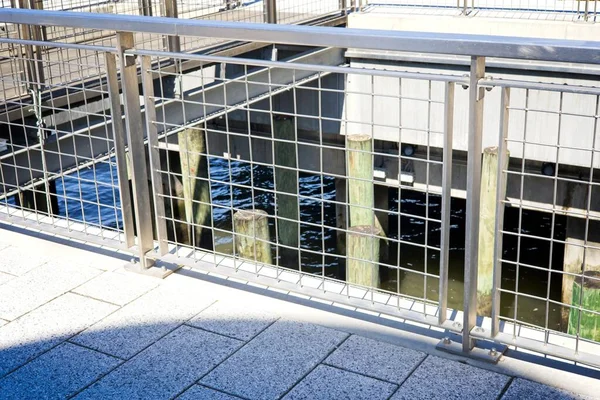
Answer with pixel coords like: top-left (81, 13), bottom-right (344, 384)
top-left (0, 227), bottom-right (598, 399)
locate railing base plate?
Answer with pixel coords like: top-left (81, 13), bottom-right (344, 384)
top-left (436, 338), bottom-right (506, 364)
top-left (124, 260), bottom-right (181, 279)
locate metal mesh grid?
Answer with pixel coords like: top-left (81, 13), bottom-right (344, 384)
top-left (366, 0), bottom-right (598, 21)
top-left (276, 0), bottom-right (342, 24)
top-left (491, 83), bottom-right (600, 356)
top-left (0, 41), bottom-right (129, 245)
top-left (136, 49), bottom-right (458, 329)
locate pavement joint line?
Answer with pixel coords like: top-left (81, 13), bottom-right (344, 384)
top-left (172, 317), bottom-right (281, 400)
top-left (496, 376), bottom-right (515, 400)
top-left (385, 354), bottom-right (430, 400)
top-left (275, 331), bottom-right (352, 400)
top-left (67, 290), bottom-right (124, 308)
top-left (320, 361), bottom-right (404, 386)
top-left (182, 322), bottom-right (256, 342)
top-left (65, 340), bottom-right (128, 362)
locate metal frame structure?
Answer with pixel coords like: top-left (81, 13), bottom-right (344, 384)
top-left (1, 9), bottom-right (600, 369)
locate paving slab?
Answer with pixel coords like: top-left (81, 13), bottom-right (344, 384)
top-left (71, 282), bottom-right (216, 359)
top-left (502, 378), bottom-right (587, 400)
top-left (324, 335), bottom-right (426, 385)
top-left (0, 293), bottom-right (118, 378)
top-left (0, 262), bottom-right (101, 320)
top-left (0, 272), bottom-right (14, 286)
top-left (201, 320), bottom-right (348, 400)
top-left (0, 245), bottom-right (48, 276)
top-left (283, 364), bottom-right (397, 400)
top-left (188, 300), bottom-right (278, 341)
top-left (0, 342), bottom-right (121, 399)
top-left (72, 271), bottom-right (160, 306)
top-left (76, 325), bottom-right (242, 399)
top-left (0, 319), bottom-right (7, 328)
top-left (391, 355), bottom-right (510, 400)
top-left (177, 385), bottom-right (243, 400)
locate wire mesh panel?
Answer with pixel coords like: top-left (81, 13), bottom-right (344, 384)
top-left (0, 39), bottom-right (132, 248)
top-left (485, 81), bottom-right (600, 363)
top-left (135, 45), bottom-right (458, 329)
top-left (276, 0), bottom-right (342, 24)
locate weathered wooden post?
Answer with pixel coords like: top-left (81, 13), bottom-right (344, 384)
top-left (568, 271), bottom-right (600, 341)
top-left (477, 146), bottom-right (509, 316)
top-left (347, 225), bottom-right (381, 287)
top-left (274, 115), bottom-right (299, 250)
top-left (233, 209), bottom-right (272, 265)
top-left (347, 134), bottom-right (386, 236)
top-left (178, 126), bottom-right (211, 247)
top-left (347, 134), bottom-right (374, 227)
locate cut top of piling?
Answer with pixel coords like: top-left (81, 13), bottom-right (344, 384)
top-left (234, 209), bottom-right (269, 221)
top-left (347, 134), bottom-right (372, 143)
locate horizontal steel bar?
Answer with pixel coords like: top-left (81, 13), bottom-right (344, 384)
top-left (0, 36), bottom-right (117, 53)
top-left (2, 9), bottom-right (600, 64)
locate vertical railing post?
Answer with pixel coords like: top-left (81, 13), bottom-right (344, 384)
top-left (438, 81), bottom-right (455, 326)
top-left (105, 52), bottom-right (136, 249)
top-left (264, 0), bottom-right (277, 24)
top-left (18, 0), bottom-right (45, 91)
top-left (163, 0), bottom-right (180, 52)
top-left (339, 0), bottom-right (347, 14)
top-left (117, 32), bottom-right (156, 270)
top-left (140, 55), bottom-right (169, 256)
top-left (463, 56), bottom-right (485, 353)
top-left (491, 87), bottom-right (510, 337)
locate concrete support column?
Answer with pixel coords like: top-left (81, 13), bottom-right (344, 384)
top-left (477, 146), bottom-right (509, 316)
top-left (562, 217), bottom-right (600, 328)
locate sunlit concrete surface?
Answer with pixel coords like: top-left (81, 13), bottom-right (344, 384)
top-left (0, 226), bottom-right (599, 399)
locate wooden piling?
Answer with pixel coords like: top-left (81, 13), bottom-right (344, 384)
top-left (274, 115), bottom-right (299, 249)
top-left (347, 134), bottom-right (374, 227)
top-left (178, 127), bottom-right (211, 246)
top-left (347, 225), bottom-right (381, 288)
top-left (17, 180), bottom-right (59, 216)
top-left (568, 271), bottom-right (600, 341)
top-left (335, 177), bottom-right (347, 255)
top-left (233, 209), bottom-right (272, 265)
top-left (347, 134), bottom-right (387, 240)
top-left (477, 146), bottom-right (509, 316)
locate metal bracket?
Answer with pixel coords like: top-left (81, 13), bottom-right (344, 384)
top-left (436, 336), bottom-right (506, 364)
top-left (124, 257), bottom-right (182, 279)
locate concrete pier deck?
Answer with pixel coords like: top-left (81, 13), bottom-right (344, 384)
top-left (0, 226), bottom-right (598, 399)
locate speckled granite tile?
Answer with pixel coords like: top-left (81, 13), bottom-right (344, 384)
top-left (0, 319), bottom-right (7, 328)
top-left (324, 335), bottom-right (426, 385)
top-left (0, 293), bottom-right (118, 378)
top-left (188, 301), bottom-right (277, 341)
top-left (502, 378), bottom-right (586, 400)
top-left (72, 271), bottom-right (160, 306)
top-left (201, 321), bottom-right (348, 400)
top-left (0, 245), bottom-right (48, 276)
top-left (76, 325), bottom-right (242, 399)
top-left (0, 262), bottom-right (101, 320)
top-left (0, 342), bottom-right (121, 399)
top-left (178, 385), bottom-right (243, 400)
top-left (0, 272), bottom-right (15, 286)
top-left (72, 283), bottom-right (215, 359)
top-left (391, 356), bottom-right (509, 400)
top-left (283, 365), bottom-right (397, 400)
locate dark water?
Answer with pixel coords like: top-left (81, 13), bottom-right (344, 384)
top-left (51, 157), bottom-right (565, 331)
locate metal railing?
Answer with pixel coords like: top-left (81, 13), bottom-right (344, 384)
top-left (366, 0), bottom-right (598, 21)
top-left (1, 8), bottom-right (600, 369)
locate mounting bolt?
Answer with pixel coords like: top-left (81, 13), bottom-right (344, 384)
top-left (452, 321), bottom-right (462, 329)
top-left (161, 266), bottom-right (167, 272)
top-left (474, 327), bottom-right (484, 333)
top-left (443, 337), bottom-right (451, 345)
top-left (130, 258), bottom-right (137, 264)
top-left (489, 347), bottom-right (498, 357)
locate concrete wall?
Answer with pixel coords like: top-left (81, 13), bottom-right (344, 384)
top-left (346, 12), bottom-right (600, 169)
